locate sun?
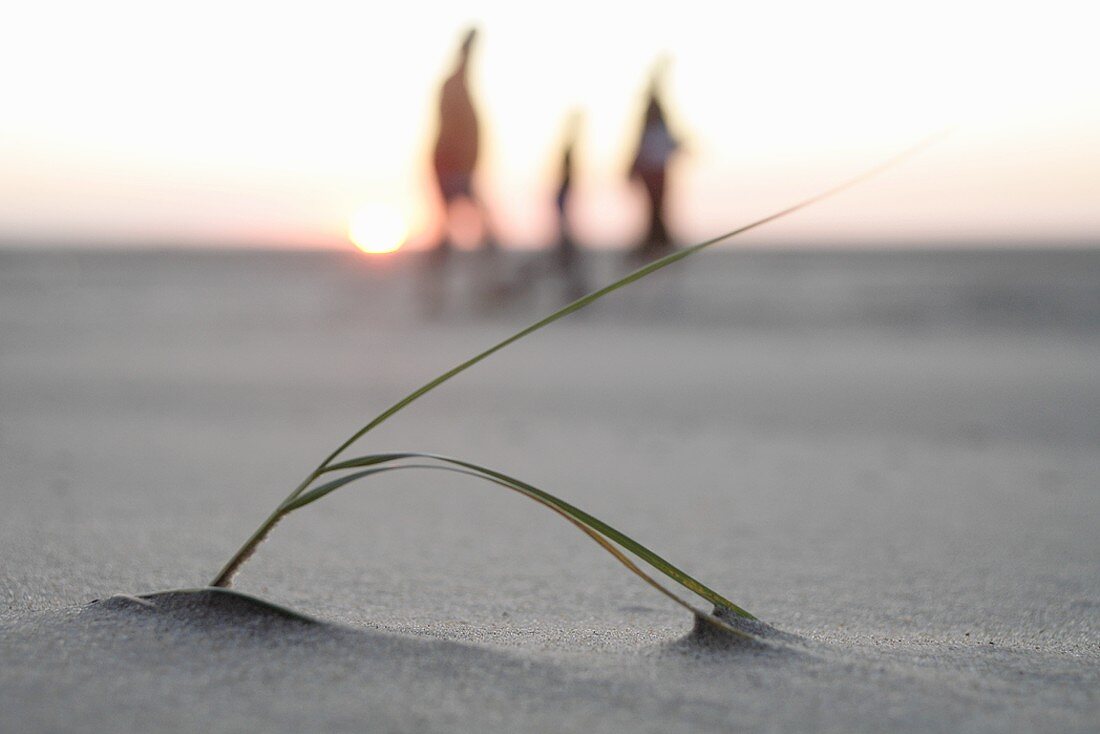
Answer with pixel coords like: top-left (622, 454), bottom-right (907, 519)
top-left (348, 203), bottom-right (408, 254)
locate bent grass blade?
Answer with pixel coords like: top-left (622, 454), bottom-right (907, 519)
top-left (307, 452), bottom-right (754, 619)
top-left (209, 132), bottom-right (949, 628)
top-left (282, 458), bottom-right (754, 637)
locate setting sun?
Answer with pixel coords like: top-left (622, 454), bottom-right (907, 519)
top-left (348, 203), bottom-right (408, 254)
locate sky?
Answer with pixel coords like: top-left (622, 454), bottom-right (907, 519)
top-left (1, 0), bottom-right (1097, 251)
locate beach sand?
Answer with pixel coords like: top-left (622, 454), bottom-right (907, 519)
top-left (1, 248), bottom-right (1098, 732)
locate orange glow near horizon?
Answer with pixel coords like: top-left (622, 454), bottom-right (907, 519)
top-left (348, 204), bottom-right (408, 254)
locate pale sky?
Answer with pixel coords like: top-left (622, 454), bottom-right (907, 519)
top-left (1, 0), bottom-right (1097, 251)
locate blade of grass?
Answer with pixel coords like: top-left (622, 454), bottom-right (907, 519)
top-left (210, 131), bottom-right (949, 589)
top-left (312, 132), bottom-right (949, 475)
top-left (284, 460), bottom-right (754, 638)
top-left (313, 452), bottom-right (754, 618)
top-left (279, 466), bottom-right (405, 512)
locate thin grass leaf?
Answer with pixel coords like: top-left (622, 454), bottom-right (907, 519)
top-left (285, 460), bottom-right (754, 638)
top-left (279, 466), bottom-right (407, 513)
top-left (310, 132), bottom-right (947, 476)
top-left (210, 132), bottom-right (947, 591)
top-left (311, 452), bottom-right (754, 619)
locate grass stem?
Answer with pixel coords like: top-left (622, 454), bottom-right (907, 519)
top-left (209, 131), bottom-right (948, 622)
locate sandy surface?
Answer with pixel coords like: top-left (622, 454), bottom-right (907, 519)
top-left (1, 248), bottom-right (1098, 732)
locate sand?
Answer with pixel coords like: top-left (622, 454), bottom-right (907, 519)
top-left (1, 248), bottom-right (1098, 732)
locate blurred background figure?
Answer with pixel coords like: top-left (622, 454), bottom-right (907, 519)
top-left (423, 27), bottom-right (498, 316)
top-left (627, 58), bottom-right (681, 264)
top-left (431, 27), bottom-right (496, 261)
top-left (492, 111), bottom-right (589, 308)
top-left (552, 110), bottom-right (587, 300)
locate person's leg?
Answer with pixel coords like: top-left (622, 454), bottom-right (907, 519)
top-left (630, 169), bottom-right (671, 262)
top-left (647, 169), bottom-right (669, 246)
top-left (422, 174), bottom-right (456, 316)
top-left (471, 194), bottom-right (499, 253)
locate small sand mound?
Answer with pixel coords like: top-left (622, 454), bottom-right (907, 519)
top-left (682, 607), bottom-right (800, 651)
top-left (86, 588), bottom-right (320, 629)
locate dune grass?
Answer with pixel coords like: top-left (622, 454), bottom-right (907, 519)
top-left (209, 134), bottom-right (946, 637)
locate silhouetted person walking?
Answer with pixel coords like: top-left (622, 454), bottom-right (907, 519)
top-left (431, 28), bottom-right (495, 260)
top-left (420, 28), bottom-right (498, 316)
top-left (553, 111), bottom-right (587, 300)
top-left (490, 112), bottom-right (588, 308)
top-left (627, 61), bottom-right (680, 263)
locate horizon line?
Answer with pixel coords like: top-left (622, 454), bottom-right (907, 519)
top-left (2, 236), bottom-right (1099, 255)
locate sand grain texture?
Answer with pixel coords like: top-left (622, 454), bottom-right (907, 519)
top-left (1, 249), bottom-right (1098, 732)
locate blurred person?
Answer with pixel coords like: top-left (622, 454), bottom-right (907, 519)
top-left (430, 27), bottom-right (496, 261)
top-left (627, 58), bottom-right (681, 264)
top-left (421, 27), bottom-right (498, 316)
top-left (552, 110), bottom-right (587, 300)
top-left (494, 111), bottom-right (589, 308)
